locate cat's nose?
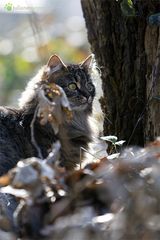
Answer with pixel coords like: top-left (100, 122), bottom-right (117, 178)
top-left (81, 96), bottom-right (92, 104)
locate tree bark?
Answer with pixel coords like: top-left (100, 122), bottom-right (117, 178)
top-left (81, 0), bottom-right (160, 145)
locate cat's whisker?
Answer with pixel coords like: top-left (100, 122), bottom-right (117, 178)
top-left (80, 147), bottom-right (100, 164)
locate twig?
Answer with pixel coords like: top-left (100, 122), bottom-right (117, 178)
top-left (30, 105), bottom-right (43, 159)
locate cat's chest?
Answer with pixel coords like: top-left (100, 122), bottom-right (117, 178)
top-left (65, 113), bottom-right (92, 140)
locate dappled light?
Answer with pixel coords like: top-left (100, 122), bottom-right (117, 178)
top-left (0, 0), bottom-right (160, 239)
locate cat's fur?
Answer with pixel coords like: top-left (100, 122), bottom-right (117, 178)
top-left (0, 54), bottom-right (96, 175)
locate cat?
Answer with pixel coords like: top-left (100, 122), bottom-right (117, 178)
top-left (0, 54), bottom-right (96, 175)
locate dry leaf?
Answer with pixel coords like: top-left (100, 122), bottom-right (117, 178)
top-left (37, 83), bottom-right (72, 134)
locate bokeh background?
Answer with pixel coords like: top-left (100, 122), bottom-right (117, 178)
top-left (0, 0), bottom-right (89, 106)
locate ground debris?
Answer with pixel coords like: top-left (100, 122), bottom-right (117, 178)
top-left (0, 139), bottom-right (160, 239)
top-left (30, 81), bottom-right (72, 159)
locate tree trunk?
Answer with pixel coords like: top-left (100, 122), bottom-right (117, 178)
top-left (81, 0), bottom-right (160, 145)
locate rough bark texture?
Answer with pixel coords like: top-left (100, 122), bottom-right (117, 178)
top-left (81, 0), bottom-right (160, 145)
top-left (145, 25), bottom-right (160, 142)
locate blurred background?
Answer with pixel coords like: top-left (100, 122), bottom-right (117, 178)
top-left (0, 0), bottom-right (90, 106)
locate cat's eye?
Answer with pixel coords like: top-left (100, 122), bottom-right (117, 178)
top-left (68, 83), bottom-right (77, 90)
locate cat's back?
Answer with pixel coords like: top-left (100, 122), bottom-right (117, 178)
top-left (0, 106), bottom-right (22, 137)
top-left (0, 107), bottom-right (33, 175)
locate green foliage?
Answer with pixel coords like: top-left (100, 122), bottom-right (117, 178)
top-left (120, 0), bottom-right (135, 17)
top-left (0, 37), bottom-right (87, 105)
top-left (100, 135), bottom-right (118, 143)
top-left (14, 56), bottom-right (33, 76)
top-left (0, 54), bottom-right (36, 105)
top-left (115, 140), bottom-right (126, 146)
top-left (101, 135), bottom-right (126, 157)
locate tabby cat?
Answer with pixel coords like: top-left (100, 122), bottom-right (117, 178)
top-left (0, 54), bottom-right (96, 175)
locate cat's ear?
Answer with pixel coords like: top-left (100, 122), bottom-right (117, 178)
top-left (80, 54), bottom-right (94, 70)
top-left (47, 54), bottom-right (67, 71)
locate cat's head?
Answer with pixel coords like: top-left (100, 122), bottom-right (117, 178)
top-left (43, 54), bottom-right (96, 112)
